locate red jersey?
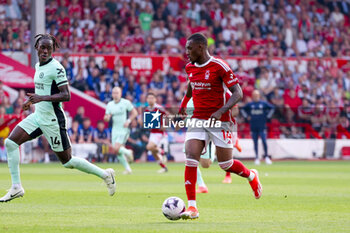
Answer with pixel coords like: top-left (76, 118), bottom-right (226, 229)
top-left (68, 4), bottom-right (82, 18)
top-left (186, 56), bottom-right (239, 122)
top-left (45, 5), bottom-right (57, 16)
top-left (298, 105), bottom-right (313, 118)
top-left (327, 108), bottom-right (340, 118)
top-left (144, 104), bottom-right (166, 134)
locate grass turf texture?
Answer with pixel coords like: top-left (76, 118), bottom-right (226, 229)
top-left (0, 161), bottom-right (349, 233)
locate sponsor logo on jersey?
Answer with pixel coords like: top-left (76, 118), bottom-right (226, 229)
top-left (35, 82), bottom-right (44, 90)
top-left (191, 82), bottom-right (211, 90)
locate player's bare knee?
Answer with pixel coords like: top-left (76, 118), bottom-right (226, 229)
top-left (146, 143), bottom-right (155, 151)
top-left (200, 159), bottom-right (212, 168)
top-left (185, 151), bottom-right (200, 161)
top-left (114, 144), bottom-right (121, 154)
top-left (56, 149), bottom-right (72, 165)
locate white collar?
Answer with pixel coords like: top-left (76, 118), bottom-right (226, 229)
top-left (194, 56), bottom-right (212, 68)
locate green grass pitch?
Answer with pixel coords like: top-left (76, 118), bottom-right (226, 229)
top-left (0, 161), bottom-right (350, 233)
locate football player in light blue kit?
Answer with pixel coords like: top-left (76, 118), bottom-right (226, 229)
top-left (104, 87), bottom-right (138, 174)
top-left (0, 34), bottom-right (116, 202)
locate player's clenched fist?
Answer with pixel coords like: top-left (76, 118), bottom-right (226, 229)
top-left (27, 93), bottom-right (44, 104)
top-left (22, 99), bottom-right (32, 111)
top-left (210, 110), bottom-right (223, 121)
top-left (178, 107), bottom-right (187, 116)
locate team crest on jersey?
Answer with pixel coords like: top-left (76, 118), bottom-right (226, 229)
top-left (39, 72), bottom-right (44, 79)
top-left (205, 70), bottom-right (210, 80)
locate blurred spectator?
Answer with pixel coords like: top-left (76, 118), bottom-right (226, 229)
top-left (5, 0), bottom-right (21, 19)
top-left (100, 83), bottom-right (113, 103)
top-left (284, 89), bottom-right (302, 123)
top-left (149, 71), bottom-right (166, 98)
top-left (257, 68), bottom-right (276, 99)
top-left (126, 119), bottom-right (148, 161)
top-left (78, 117), bottom-right (94, 144)
top-left (3, 96), bottom-right (13, 114)
top-left (0, 137), bottom-right (6, 162)
top-left (298, 98), bottom-right (313, 123)
top-left (139, 5), bottom-right (153, 33)
top-left (68, 120), bottom-right (80, 144)
top-left (311, 98), bottom-right (326, 132)
top-left (0, 80), bottom-right (9, 105)
top-left (123, 75), bottom-right (142, 103)
top-left (93, 120), bottom-right (110, 162)
top-left (73, 106), bottom-right (85, 125)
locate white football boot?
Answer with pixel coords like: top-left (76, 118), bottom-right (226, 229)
top-left (265, 157), bottom-right (273, 165)
top-left (103, 168), bottom-right (116, 196)
top-left (0, 186), bottom-right (25, 202)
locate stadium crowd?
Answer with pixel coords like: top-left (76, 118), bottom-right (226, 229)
top-left (2, 0), bottom-right (350, 162)
top-left (1, 0), bottom-right (350, 57)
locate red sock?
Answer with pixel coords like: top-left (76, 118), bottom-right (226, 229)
top-left (158, 161), bottom-right (166, 168)
top-left (225, 171), bottom-right (231, 177)
top-left (219, 159), bottom-right (250, 178)
top-left (184, 159), bottom-right (198, 201)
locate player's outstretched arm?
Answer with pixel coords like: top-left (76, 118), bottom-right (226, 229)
top-left (211, 84), bottom-right (243, 120)
top-left (27, 84), bottom-right (71, 104)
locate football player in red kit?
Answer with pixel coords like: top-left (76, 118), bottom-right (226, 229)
top-left (179, 33), bottom-right (262, 220)
top-left (145, 93), bottom-right (169, 173)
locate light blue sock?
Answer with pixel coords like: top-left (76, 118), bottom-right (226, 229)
top-left (197, 167), bottom-right (206, 187)
top-left (63, 156), bottom-right (107, 179)
top-left (119, 146), bottom-right (131, 156)
top-left (117, 153), bottom-right (131, 172)
top-left (5, 139), bottom-right (21, 185)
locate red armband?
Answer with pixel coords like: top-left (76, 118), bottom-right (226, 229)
top-left (180, 95), bottom-right (190, 109)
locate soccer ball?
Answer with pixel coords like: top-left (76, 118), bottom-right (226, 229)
top-left (162, 196), bottom-right (186, 220)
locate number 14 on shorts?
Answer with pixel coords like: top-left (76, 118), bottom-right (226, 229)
top-left (50, 136), bottom-right (61, 147)
top-left (221, 130), bottom-right (233, 145)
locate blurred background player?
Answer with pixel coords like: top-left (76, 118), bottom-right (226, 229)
top-left (1, 34), bottom-right (116, 202)
top-left (179, 33), bottom-right (262, 220)
top-left (241, 90), bottom-right (275, 165)
top-left (145, 92), bottom-right (168, 173)
top-left (104, 87), bottom-right (137, 174)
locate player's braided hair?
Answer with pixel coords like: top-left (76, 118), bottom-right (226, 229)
top-left (34, 33), bottom-right (60, 51)
top-left (188, 33), bottom-right (208, 47)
